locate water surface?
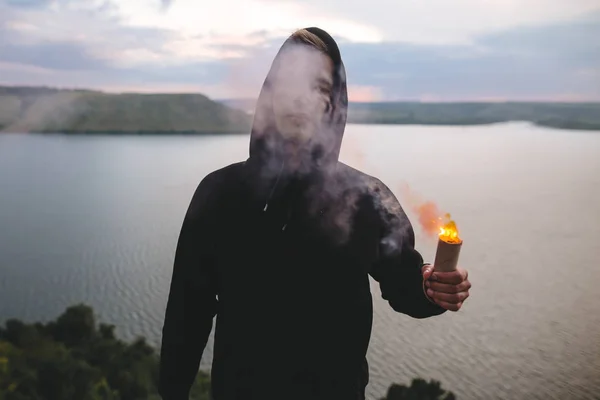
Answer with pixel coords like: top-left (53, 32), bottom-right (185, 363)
top-left (1, 122), bottom-right (599, 400)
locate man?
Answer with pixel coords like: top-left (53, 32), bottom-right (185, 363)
top-left (159, 27), bottom-right (471, 400)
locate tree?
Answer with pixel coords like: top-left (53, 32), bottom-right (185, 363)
top-left (1, 304), bottom-right (455, 400)
top-left (52, 304), bottom-right (96, 347)
top-left (380, 378), bottom-right (456, 400)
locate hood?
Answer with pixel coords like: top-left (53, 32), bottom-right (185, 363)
top-left (247, 27), bottom-right (348, 179)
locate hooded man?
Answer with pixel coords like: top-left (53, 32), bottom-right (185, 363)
top-left (159, 27), bottom-right (471, 400)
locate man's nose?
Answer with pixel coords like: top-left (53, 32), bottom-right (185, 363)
top-left (292, 91), bottom-right (311, 108)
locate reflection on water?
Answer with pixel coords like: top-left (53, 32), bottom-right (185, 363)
top-left (1, 123), bottom-right (599, 400)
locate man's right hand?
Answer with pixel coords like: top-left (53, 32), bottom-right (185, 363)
top-left (422, 264), bottom-right (471, 311)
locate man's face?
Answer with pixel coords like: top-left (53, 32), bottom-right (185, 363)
top-left (270, 45), bottom-right (334, 146)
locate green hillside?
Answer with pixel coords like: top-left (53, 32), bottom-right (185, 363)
top-left (0, 86), bottom-right (253, 134)
top-left (346, 101), bottom-right (600, 130)
top-left (2, 86), bottom-right (599, 134)
top-left (222, 98), bottom-right (600, 131)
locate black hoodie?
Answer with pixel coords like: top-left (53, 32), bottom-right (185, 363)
top-left (159, 27), bottom-right (446, 400)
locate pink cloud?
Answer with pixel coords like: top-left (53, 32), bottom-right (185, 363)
top-left (347, 85), bottom-right (383, 102)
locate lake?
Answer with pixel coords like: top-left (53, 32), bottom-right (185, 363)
top-left (1, 123), bottom-right (599, 400)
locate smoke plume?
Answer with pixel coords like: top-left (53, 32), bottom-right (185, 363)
top-left (399, 183), bottom-right (454, 240)
top-left (239, 39), bottom-right (453, 246)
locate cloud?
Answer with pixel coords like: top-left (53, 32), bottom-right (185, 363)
top-left (0, 1), bottom-right (180, 68)
top-left (218, 14), bottom-right (600, 101)
top-left (347, 85), bottom-right (384, 102)
top-left (4, 0), bottom-right (52, 8)
top-left (112, 0), bottom-right (384, 43)
top-left (0, 7), bottom-right (110, 71)
top-left (160, 0), bottom-right (173, 11)
top-left (0, 0), bottom-right (598, 101)
top-left (0, 41), bottom-right (107, 70)
top-left (335, 14), bottom-right (600, 100)
top-left (258, 0), bottom-right (600, 44)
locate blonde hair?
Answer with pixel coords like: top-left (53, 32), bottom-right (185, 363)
top-left (291, 28), bottom-right (328, 53)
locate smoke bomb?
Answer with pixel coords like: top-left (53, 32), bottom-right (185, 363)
top-left (433, 238), bottom-right (462, 272)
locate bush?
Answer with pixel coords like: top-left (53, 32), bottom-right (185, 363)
top-left (0, 304), bottom-right (455, 400)
top-left (380, 378), bottom-right (456, 400)
top-left (0, 304), bottom-right (206, 400)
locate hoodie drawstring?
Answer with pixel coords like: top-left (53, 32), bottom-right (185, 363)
top-left (282, 206), bottom-right (293, 231)
top-left (263, 160), bottom-right (285, 212)
top-left (262, 160), bottom-right (297, 232)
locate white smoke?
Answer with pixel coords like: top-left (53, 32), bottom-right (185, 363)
top-left (249, 42), bottom-right (344, 177)
top-left (245, 40), bottom-right (413, 246)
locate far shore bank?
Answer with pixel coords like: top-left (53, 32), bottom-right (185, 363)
top-left (2, 120), bottom-right (599, 135)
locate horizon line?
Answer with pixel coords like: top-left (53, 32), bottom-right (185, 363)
top-left (2, 83), bottom-right (599, 104)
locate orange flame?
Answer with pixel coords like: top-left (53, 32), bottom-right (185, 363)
top-left (439, 218), bottom-right (461, 244)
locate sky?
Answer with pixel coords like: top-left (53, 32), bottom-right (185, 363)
top-left (0, 0), bottom-right (599, 102)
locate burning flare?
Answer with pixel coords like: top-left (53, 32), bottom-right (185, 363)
top-left (439, 217), bottom-right (461, 244)
top-left (399, 184), bottom-right (462, 244)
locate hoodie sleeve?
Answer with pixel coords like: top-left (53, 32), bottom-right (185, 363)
top-left (368, 180), bottom-right (446, 319)
top-left (159, 176), bottom-right (219, 400)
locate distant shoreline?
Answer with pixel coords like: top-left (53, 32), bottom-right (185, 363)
top-left (2, 85), bottom-right (599, 134)
top-left (4, 120), bottom-right (598, 135)
top-left (348, 119), bottom-right (600, 131)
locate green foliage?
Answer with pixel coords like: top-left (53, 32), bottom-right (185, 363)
top-left (0, 304), bottom-right (209, 400)
top-left (223, 98), bottom-right (600, 131)
top-left (380, 378), bottom-right (456, 400)
top-left (2, 86), bottom-right (599, 133)
top-left (0, 86), bottom-right (252, 134)
top-left (346, 101), bottom-right (600, 130)
top-left (52, 304), bottom-right (96, 346)
top-left (0, 304), bottom-right (456, 400)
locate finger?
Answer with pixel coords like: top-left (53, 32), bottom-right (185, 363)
top-left (426, 280), bottom-right (471, 294)
top-left (433, 298), bottom-right (463, 312)
top-left (431, 270), bottom-right (466, 285)
top-left (422, 265), bottom-right (434, 280)
top-left (427, 289), bottom-right (469, 304)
